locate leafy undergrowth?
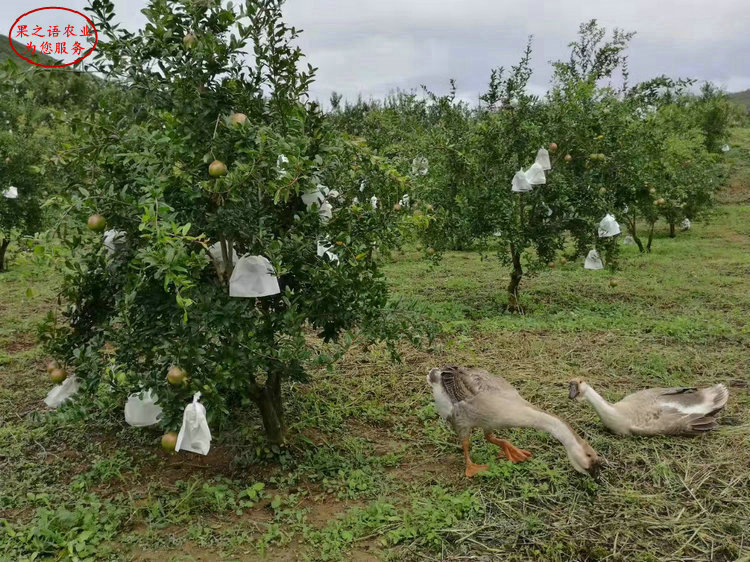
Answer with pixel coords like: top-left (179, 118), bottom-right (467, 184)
top-left (2, 158), bottom-right (750, 560)
top-left (717, 126), bottom-right (750, 204)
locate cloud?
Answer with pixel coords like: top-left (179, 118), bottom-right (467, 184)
top-left (281, 0), bottom-right (750, 103)
top-left (2, 0), bottom-right (747, 104)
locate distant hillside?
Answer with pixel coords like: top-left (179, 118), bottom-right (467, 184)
top-left (1, 33), bottom-right (59, 66)
top-left (728, 90), bottom-right (750, 112)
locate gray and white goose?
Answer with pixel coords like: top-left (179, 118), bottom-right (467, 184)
top-left (428, 365), bottom-right (602, 478)
top-left (568, 380), bottom-right (729, 436)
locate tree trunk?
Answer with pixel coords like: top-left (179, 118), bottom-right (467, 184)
top-left (507, 247), bottom-right (523, 313)
top-left (626, 216), bottom-right (645, 253)
top-left (633, 235), bottom-right (644, 253)
top-left (253, 372), bottom-right (286, 445)
top-left (0, 239), bottom-right (9, 272)
top-left (646, 222), bottom-right (655, 253)
top-left (669, 222), bottom-right (676, 238)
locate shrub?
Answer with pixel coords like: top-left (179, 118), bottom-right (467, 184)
top-left (546, 21), bottom-right (634, 265)
top-left (43, 0), bottom-right (424, 444)
top-left (0, 63), bottom-right (50, 271)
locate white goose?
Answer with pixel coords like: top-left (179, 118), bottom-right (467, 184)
top-left (568, 380), bottom-right (729, 436)
top-left (428, 365), bottom-right (602, 478)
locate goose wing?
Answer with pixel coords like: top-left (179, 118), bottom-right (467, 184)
top-left (656, 385), bottom-right (729, 416)
top-left (438, 365), bottom-right (521, 404)
top-left (624, 384), bottom-right (729, 435)
top-left (617, 387), bottom-right (694, 405)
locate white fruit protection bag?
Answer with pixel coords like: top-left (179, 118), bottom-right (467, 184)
top-left (597, 214), bottom-right (621, 238)
top-left (524, 162), bottom-right (546, 185)
top-left (319, 201), bottom-right (333, 222)
top-left (276, 154), bottom-right (289, 179)
top-left (535, 147), bottom-right (551, 171)
top-left (681, 218), bottom-right (691, 230)
top-left (44, 375), bottom-right (80, 408)
top-left (124, 389), bottom-right (163, 427)
top-left (584, 249), bottom-right (604, 270)
top-left (411, 156), bottom-right (429, 176)
top-left (208, 241), bottom-right (239, 276)
top-left (2, 186), bottom-right (19, 199)
top-left (302, 188), bottom-right (325, 209)
top-left (103, 230), bottom-right (127, 256)
top-left (229, 255), bottom-right (281, 298)
top-left (316, 239), bottom-right (339, 264)
top-left (511, 170), bottom-right (533, 193)
top-left (622, 235), bottom-right (636, 245)
top-left (176, 392), bottom-right (212, 456)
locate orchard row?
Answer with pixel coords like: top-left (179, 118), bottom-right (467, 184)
top-left (329, 22), bottom-right (737, 307)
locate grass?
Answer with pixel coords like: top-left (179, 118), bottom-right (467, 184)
top-left (719, 126), bottom-right (750, 204)
top-left (729, 90), bottom-right (750, 113)
top-left (1, 133), bottom-right (750, 561)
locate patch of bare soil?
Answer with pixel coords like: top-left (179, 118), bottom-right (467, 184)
top-left (128, 493), bottom-right (374, 561)
top-left (1, 333), bottom-right (37, 353)
top-left (135, 544), bottom-right (384, 562)
top-left (133, 545), bottom-right (300, 561)
top-left (716, 179), bottom-right (750, 204)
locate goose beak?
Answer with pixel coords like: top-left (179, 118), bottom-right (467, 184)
top-left (588, 457), bottom-right (608, 481)
top-left (568, 381), bottom-right (580, 399)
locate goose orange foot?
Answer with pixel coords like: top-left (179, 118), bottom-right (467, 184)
top-left (465, 462), bottom-right (489, 478)
top-left (461, 437), bottom-right (489, 478)
top-left (500, 442), bottom-right (532, 463)
top-left (485, 433), bottom-right (532, 463)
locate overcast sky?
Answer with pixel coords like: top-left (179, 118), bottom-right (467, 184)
top-left (3, 0), bottom-right (749, 105)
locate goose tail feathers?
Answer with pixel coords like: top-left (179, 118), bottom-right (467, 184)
top-left (706, 383), bottom-right (729, 415)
